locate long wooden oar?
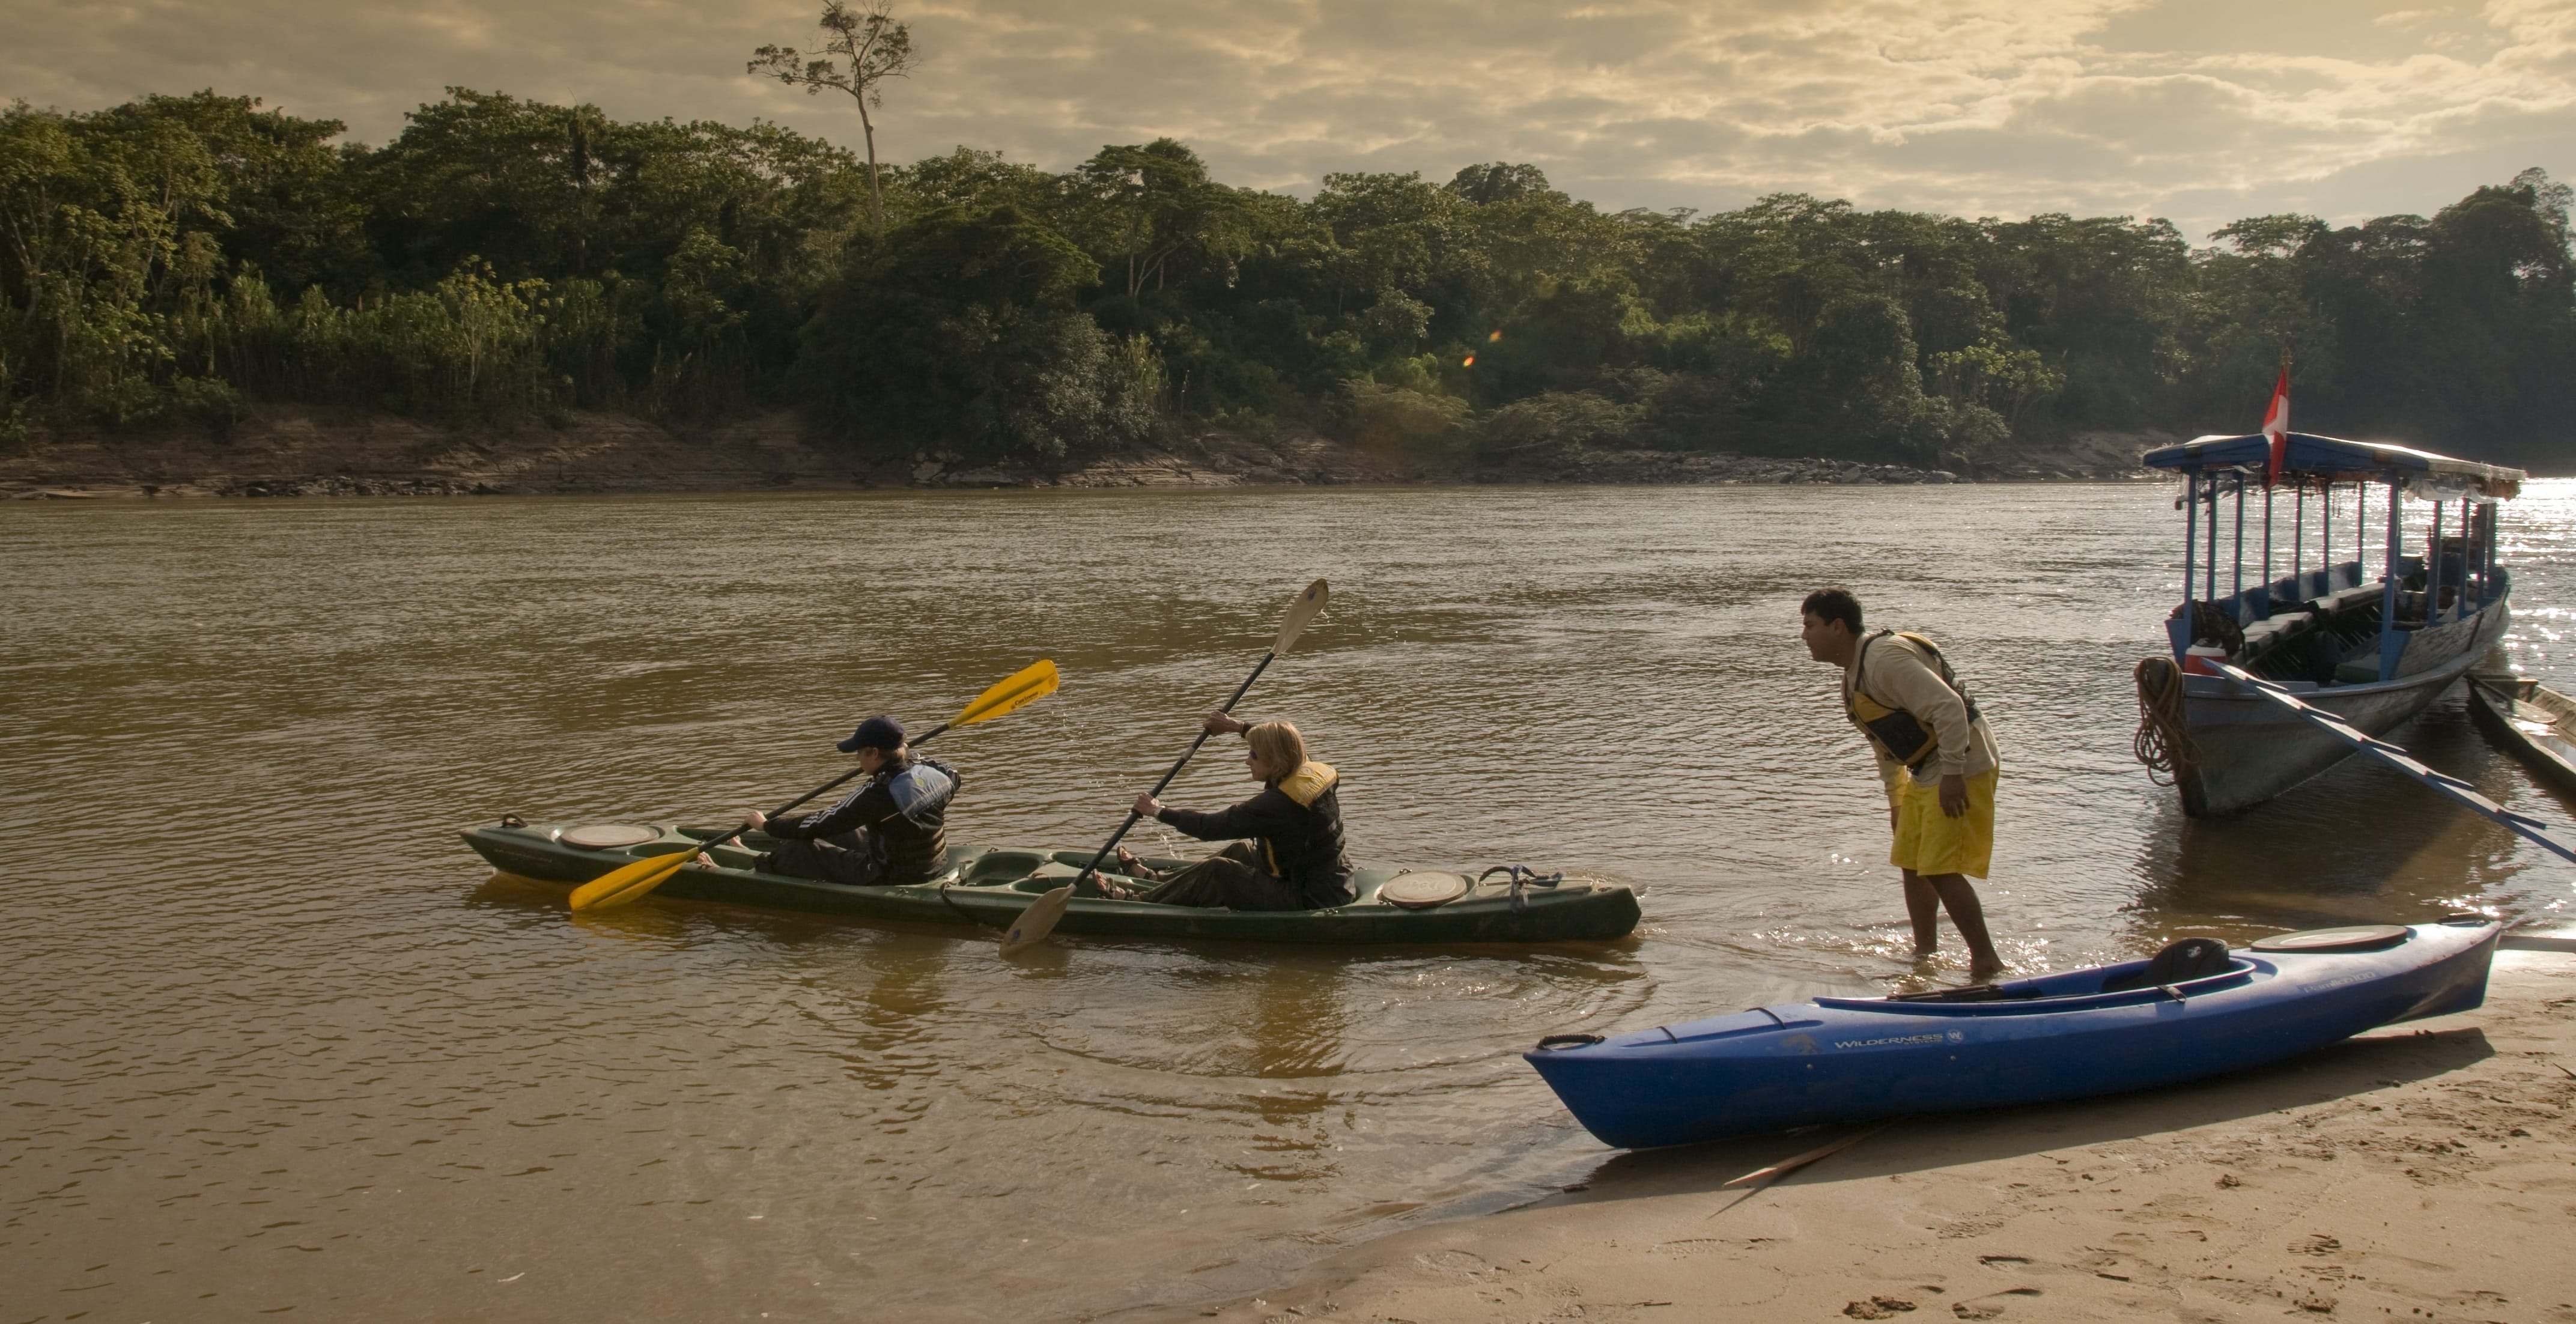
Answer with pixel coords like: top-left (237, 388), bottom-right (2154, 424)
top-left (2215, 660), bottom-right (2576, 864)
top-left (1000, 582), bottom-right (1327, 956)
top-left (567, 659), bottom-right (1061, 912)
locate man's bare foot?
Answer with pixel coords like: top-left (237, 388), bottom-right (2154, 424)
top-left (1113, 846), bottom-right (1164, 882)
top-left (1969, 959), bottom-right (2007, 983)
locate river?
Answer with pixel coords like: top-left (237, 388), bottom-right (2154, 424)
top-left (5, 481), bottom-right (2573, 1322)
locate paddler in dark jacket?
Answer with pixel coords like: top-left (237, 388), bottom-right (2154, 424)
top-left (727, 715), bottom-right (960, 887)
top-left (1108, 714), bottom-right (1355, 910)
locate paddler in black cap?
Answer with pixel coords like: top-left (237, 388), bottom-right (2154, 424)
top-left (724, 715), bottom-right (961, 886)
top-left (1103, 713), bottom-right (1355, 910)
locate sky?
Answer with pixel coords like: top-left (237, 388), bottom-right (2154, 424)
top-left (4, 0), bottom-right (2572, 242)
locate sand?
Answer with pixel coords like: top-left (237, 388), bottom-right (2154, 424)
top-left (1173, 947), bottom-right (2576, 1324)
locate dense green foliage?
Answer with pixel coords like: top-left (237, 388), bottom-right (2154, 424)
top-left (5, 90), bottom-right (2570, 468)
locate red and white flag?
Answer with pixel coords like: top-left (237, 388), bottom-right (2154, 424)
top-left (2260, 366), bottom-right (2290, 482)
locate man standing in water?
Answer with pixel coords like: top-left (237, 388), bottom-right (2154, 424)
top-left (1800, 589), bottom-right (2006, 980)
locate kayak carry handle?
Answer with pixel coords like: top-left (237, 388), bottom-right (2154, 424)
top-left (1535, 1033), bottom-right (1605, 1050)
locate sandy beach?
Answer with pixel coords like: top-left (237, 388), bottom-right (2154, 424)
top-left (1176, 946), bottom-right (2576, 1324)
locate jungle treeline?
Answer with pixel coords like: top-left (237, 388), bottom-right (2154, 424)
top-left (5, 90), bottom-right (2571, 469)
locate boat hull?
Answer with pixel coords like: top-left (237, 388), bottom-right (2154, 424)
top-left (2175, 597), bottom-right (2510, 816)
top-left (461, 821), bottom-right (1641, 944)
top-left (2467, 674), bottom-right (2576, 796)
top-left (1526, 920), bottom-right (2497, 1149)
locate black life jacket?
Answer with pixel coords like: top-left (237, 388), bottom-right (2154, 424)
top-left (1844, 630), bottom-right (1981, 773)
top-left (874, 756), bottom-right (959, 883)
top-left (1265, 761), bottom-right (1353, 906)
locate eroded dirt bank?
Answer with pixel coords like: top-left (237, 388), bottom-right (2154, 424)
top-left (1, 407), bottom-right (2163, 499)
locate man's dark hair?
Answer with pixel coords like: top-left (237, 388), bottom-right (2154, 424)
top-left (1802, 588), bottom-right (1864, 634)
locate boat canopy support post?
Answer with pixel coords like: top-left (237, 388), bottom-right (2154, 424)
top-left (2261, 482), bottom-right (2275, 616)
top-left (2232, 473), bottom-right (2247, 621)
top-left (2181, 469), bottom-right (2199, 632)
top-left (2474, 502), bottom-right (2489, 609)
top-left (2321, 481), bottom-right (2333, 590)
top-left (2431, 500), bottom-right (2447, 625)
top-left (2379, 481), bottom-right (2405, 681)
top-left (2474, 500), bottom-right (2492, 612)
top-left (2297, 482), bottom-right (2309, 595)
top-left (2216, 662), bottom-right (2576, 865)
top-left (2206, 472), bottom-right (2221, 605)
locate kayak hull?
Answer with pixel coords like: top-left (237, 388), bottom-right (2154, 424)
top-left (461, 820), bottom-right (1640, 944)
top-left (1526, 920), bottom-right (2497, 1149)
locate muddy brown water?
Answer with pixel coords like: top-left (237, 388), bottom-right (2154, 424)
top-left (6, 482), bottom-right (2574, 1322)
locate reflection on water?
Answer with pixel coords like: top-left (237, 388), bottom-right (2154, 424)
top-left (4, 481), bottom-right (2574, 1322)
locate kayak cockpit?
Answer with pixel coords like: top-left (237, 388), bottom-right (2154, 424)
top-left (1815, 957), bottom-right (2262, 1015)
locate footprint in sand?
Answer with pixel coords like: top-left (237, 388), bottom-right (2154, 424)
top-left (1953, 1287), bottom-right (2044, 1319)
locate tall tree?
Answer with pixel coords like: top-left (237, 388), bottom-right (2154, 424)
top-left (749, 1), bottom-right (915, 237)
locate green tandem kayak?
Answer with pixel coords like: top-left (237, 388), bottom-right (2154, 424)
top-left (460, 819), bottom-right (1642, 944)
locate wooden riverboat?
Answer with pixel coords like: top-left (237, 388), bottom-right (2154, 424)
top-left (2136, 433), bottom-right (2526, 816)
top-left (461, 819), bottom-right (1642, 944)
top-left (2467, 673), bottom-right (2576, 795)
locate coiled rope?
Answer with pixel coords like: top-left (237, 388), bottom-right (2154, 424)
top-left (2132, 655), bottom-right (2201, 786)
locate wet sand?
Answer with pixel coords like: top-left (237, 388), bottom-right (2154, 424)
top-left (1180, 947), bottom-right (2576, 1324)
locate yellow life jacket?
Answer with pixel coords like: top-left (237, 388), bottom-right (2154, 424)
top-left (1277, 761), bottom-right (1338, 807)
top-left (1845, 631), bottom-right (1981, 772)
top-left (1265, 762), bottom-right (1338, 876)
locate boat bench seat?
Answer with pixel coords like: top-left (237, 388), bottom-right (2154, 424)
top-left (2311, 585), bottom-right (2384, 615)
top-left (2239, 610), bottom-right (2315, 652)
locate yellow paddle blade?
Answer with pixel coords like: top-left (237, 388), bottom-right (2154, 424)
top-left (952, 658), bottom-right (1060, 727)
top-left (1272, 580), bottom-right (1329, 656)
top-left (567, 847), bottom-right (694, 911)
top-left (1000, 884), bottom-right (1074, 956)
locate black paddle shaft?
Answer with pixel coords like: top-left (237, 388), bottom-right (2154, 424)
top-left (1076, 652), bottom-right (1277, 885)
top-left (679, 719), bottom-right (958, 858)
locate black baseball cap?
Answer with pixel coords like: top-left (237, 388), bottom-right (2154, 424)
top-left (836, 715), bottom-right (907, 753)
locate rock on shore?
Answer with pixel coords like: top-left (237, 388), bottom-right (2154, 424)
top-left (1, 407), bottom-right (2161, 499)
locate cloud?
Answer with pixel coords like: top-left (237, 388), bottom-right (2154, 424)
top-left (2, 0), bottom-right (2569, 238)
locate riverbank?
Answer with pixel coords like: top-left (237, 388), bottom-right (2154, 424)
top-left (1166, 946), bottom-right (2576, 1324)
top-left (0, 407), bottom-right (2163, 499)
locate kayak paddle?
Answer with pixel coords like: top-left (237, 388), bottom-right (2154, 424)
top-left (567, 658), bottom-right (1061, 912)
top-left (1000, 581), bottom-right (1326, 955)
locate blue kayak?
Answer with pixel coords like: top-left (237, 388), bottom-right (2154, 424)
top-left (1526, 918), bottom-right (2500, 1149)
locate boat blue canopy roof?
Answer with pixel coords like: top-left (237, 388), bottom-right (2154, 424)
top-left (2142, 432), bottom-right (2527, 496)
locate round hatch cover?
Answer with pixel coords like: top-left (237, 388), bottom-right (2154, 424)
top-left (2249, 923), bottom-right (2410, 953)
top-left (561, 822), bottom-right (661, 849)
top-left (1381, 872), bottom-right (1471, 909)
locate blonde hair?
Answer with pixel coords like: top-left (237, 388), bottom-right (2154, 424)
top-left (1244, 720), bottom-right (1307, 776)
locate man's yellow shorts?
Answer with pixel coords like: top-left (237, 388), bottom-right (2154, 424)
top-left (1889, 767), bottom-right (1999, 879)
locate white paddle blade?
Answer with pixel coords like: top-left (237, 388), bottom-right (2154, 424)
top-left (1000, 884), bottom-right (1074, 956)
top-left (1272, 579), bottom-right (1329, 656)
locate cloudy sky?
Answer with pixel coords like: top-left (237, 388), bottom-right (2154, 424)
top-left (5, 0), bottom-right (2571, 240)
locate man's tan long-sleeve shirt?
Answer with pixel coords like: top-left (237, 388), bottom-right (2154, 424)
top-left (1842, 631), bottom-right (2001, 793)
